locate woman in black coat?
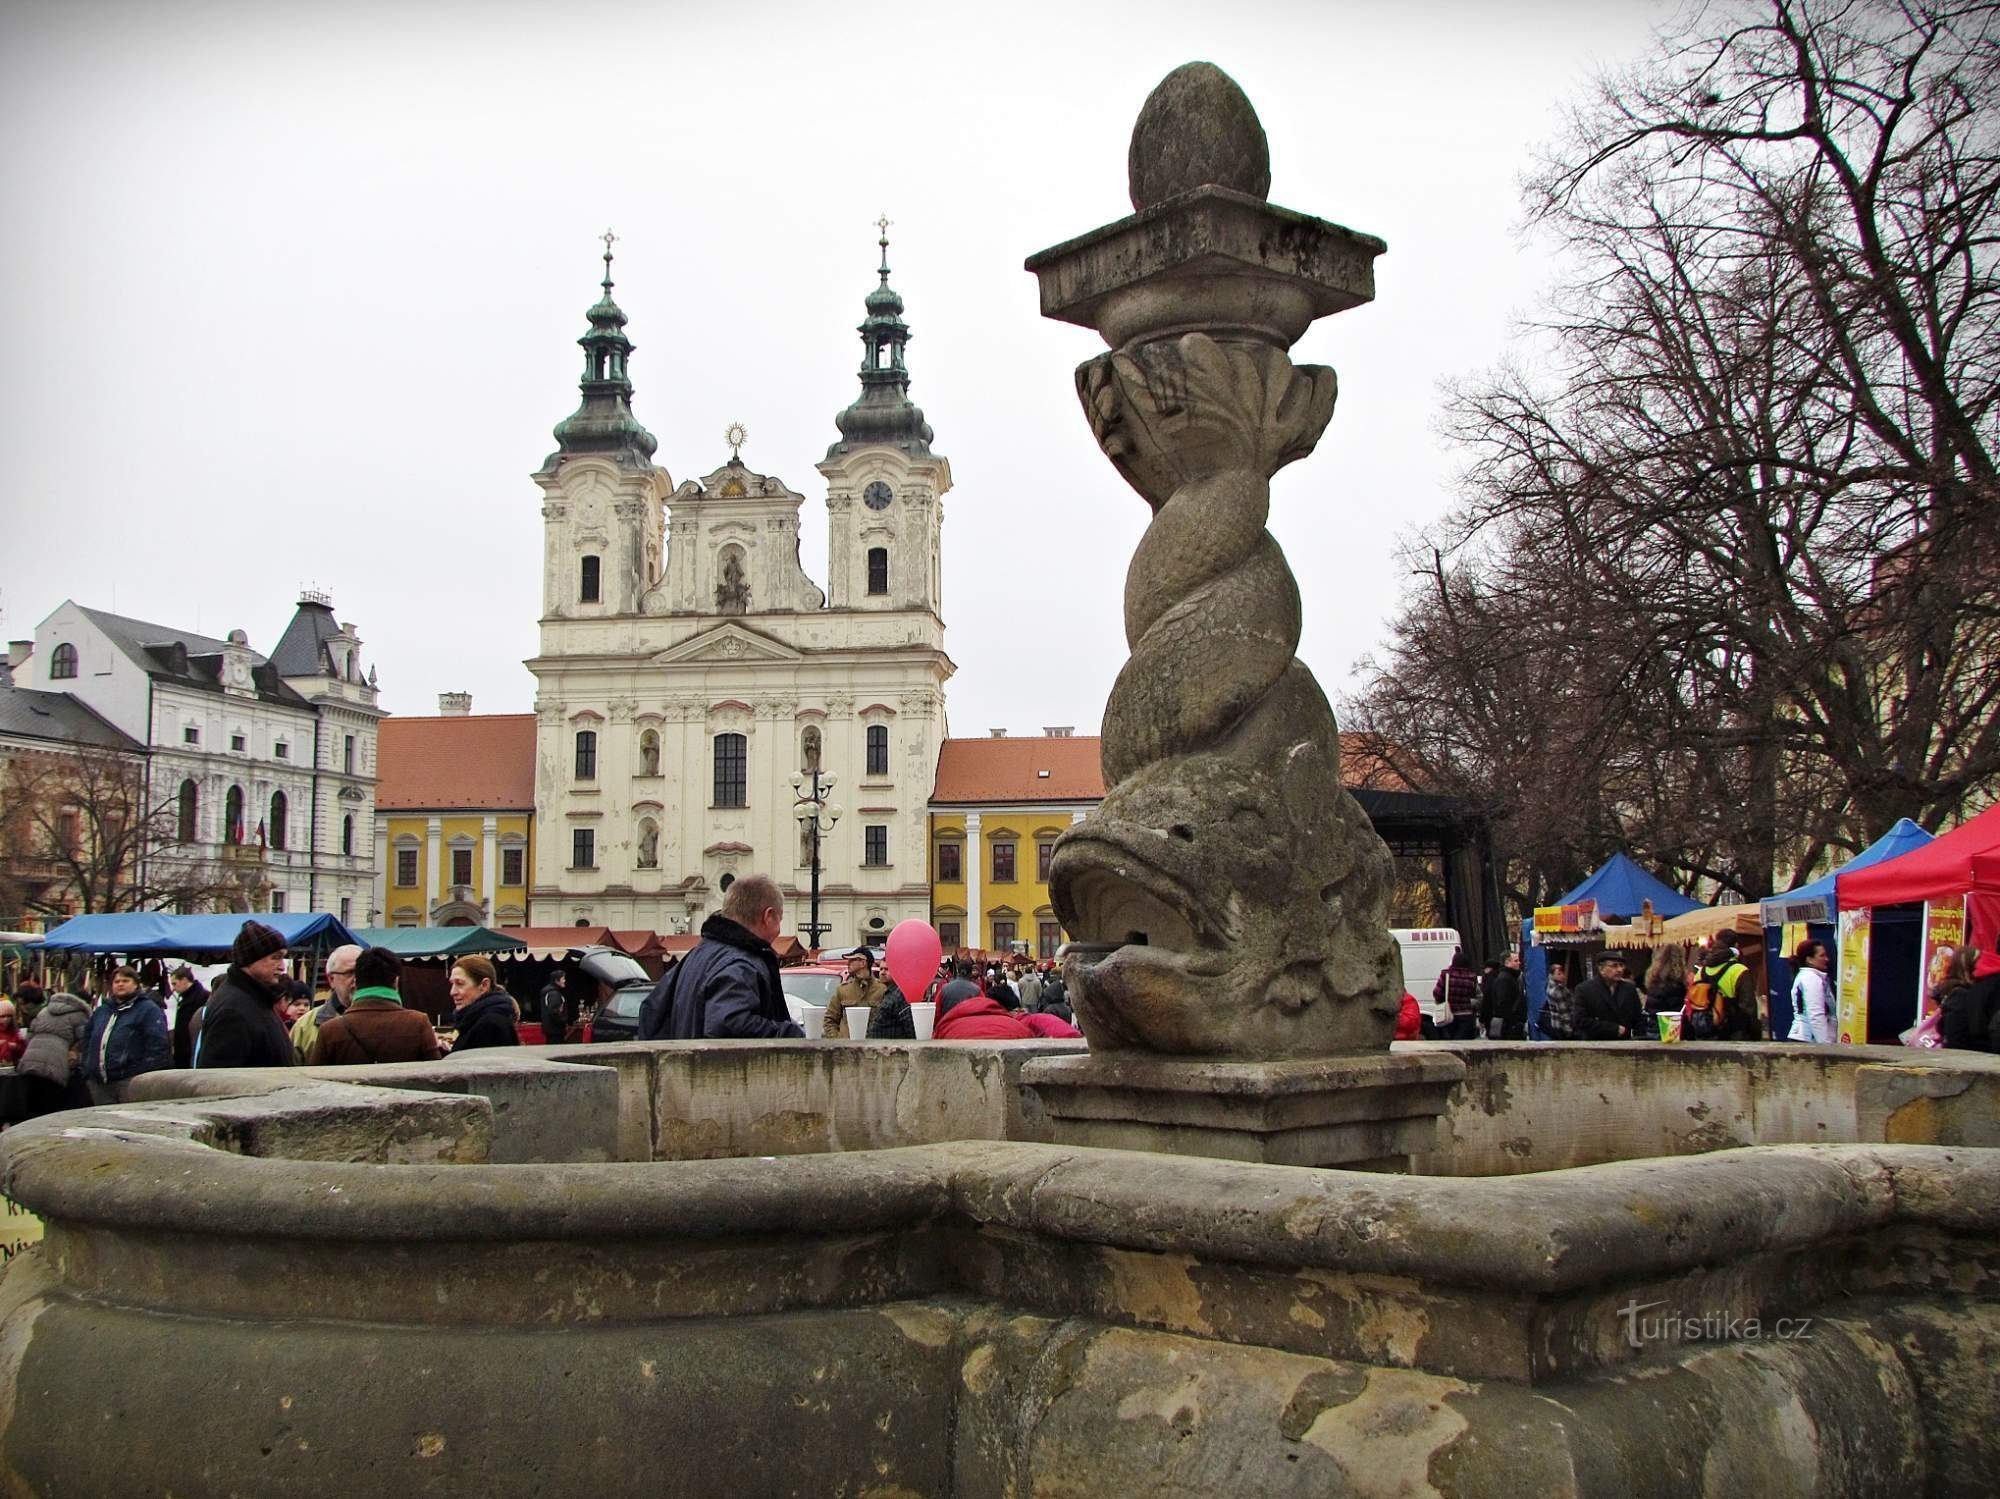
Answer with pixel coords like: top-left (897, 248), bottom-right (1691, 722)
top-left (447, 956), bottom-right (521, 1053)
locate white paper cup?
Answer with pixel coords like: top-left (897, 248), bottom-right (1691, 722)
top-left (800, 1005), bottom-right (826, 1039)
top-left (845, 1007), bottom-right (871, 1041)
top-left (785, 996), bottom-right (804, 1025)
top-left (910, 1001), bottom-right (936, 1041)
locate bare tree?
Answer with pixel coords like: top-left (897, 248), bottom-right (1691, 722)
top-left (0, 747), bottom-right (232, 917)
top-left (1352, 0), bottom-right (2000, 910)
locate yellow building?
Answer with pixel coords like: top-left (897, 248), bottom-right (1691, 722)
top-left (374, 703), bottom-right (536, 927)
top-left (928, 731), bottom-right (1102, 958)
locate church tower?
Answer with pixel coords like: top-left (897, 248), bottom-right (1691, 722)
top-left (534, 234), bottom-right (670, 621)
top-left (817, 222), bottom-right (951, 615)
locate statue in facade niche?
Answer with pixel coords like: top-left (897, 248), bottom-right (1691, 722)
top-left (715, 552), bottom-right (750, 614)
top-left (1029, 63), bottom-right (1402, 1060)
top-left (638, 822), bottom-right (659, 869)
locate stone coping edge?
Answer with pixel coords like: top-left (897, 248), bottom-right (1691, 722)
top-left (3, 1113), bottom-right (1993, 1296)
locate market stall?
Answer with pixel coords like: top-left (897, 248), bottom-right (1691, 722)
top-left (1833, 803), bottom-right (2000, 1044)
top-left (349, 927), bottom-right (528, 1020)
top-left (1758, 819), bottom-right (1932, 1040)
top-left (37, 911), bottom-right (361, 958)
top-left (1525, 855), bottom-right (1700, 1038)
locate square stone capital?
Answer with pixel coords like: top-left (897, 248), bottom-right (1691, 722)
top-left (1024, 187), bottom-right (1385, 349)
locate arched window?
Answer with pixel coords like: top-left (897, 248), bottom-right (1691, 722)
top-left (268, 791), bottom-right (288, 850)
top-left (639, 728), bottom-right (660, 777)
top-left (867, 547), bottom-right (889, 595)
top-left (713, 732), bottom-right (747, 808)
top-left (574, 729), bottom-right (597, 779)
top-left (579, 555), bottom-right (601, 603)
top-left (224, 786), bottom-right (244, 846)
top-left (866, 724), bottom-right (889, 777)
top-left (177, 779), bottom-right (198, 843)
top-left (341, 813), bottom-right (354, 856)
top-left (49, 643), bottom-right (78, 680)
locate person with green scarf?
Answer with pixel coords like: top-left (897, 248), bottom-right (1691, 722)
top-left (306, 948), bottom-right (440, 1065)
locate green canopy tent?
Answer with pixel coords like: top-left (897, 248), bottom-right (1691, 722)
top-left (350, 927), bottom-right (528, 959)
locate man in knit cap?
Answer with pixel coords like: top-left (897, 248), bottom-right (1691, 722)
top-left (195, 920), bottom-right (296, 1068)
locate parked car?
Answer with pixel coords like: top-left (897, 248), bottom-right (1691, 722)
top-left (575, 948), bottom-right (657, 1044)
top-left (780, 963), bottom-right (848, 1012)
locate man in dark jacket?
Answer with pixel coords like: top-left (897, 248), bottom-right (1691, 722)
top-left (638, 875), bottom-right (804, 1040)
top-left (196, 921), bottom-right (296, 1069)
top-left (1573, 954), bottom-right (1645, 1040)
top-left (1478, 952), bottom-right (1527, 1040)
top-left (867, 982), bottom-right (916, 1039)
top-left (80, 965), bottom-right (172, 1103)
top-left (539, 970), bottom-right (569, 1045)
top-left (167, 966), bottom-right (207, 1067)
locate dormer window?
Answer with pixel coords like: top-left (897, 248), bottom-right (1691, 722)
top-left (49, 643), bottom-right (77, 680)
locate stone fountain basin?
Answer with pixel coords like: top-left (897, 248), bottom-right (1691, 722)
top-left (1, 1040), bottom-right (1997, 1497)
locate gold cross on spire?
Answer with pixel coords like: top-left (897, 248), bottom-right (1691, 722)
top-left (601, 228), bottom-right (618, 256)
top-left (875, 214), bottom-right (892, 242)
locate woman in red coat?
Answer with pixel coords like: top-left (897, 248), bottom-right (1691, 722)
top-left (1395, 992), bottom-right (1422, 1041)
top-left (933, 985), bottom-right (1036, 1040)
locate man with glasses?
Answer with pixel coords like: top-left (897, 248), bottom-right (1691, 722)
top-left (292, 944), bottom-right (362, 1063)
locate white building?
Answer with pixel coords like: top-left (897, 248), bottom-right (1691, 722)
top-left (17, 594), bottom-right (383, 923)
top-left (526, 234), bottom-right (954, 945)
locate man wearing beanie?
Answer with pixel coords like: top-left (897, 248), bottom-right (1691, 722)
top-left (195, 920), bottom-right (296, 1069)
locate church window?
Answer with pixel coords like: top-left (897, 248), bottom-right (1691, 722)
top-left (867, 547), bottom-right (888, 595)
top-left (580, 555), bottom-right (601, 603)
top-left (343, 735), bottom-right (356, 773)
top-left (713, 733), bottom-right (747, 808)
top-left (269, 791), bottom-right (288, 850)
top-left (866, 724), bottom-right (889, 776)
top-left (177, 780), bottom-right (198, 843)
top-left (863, 825), bottom-right (889, 867)
top-left (341, 814), bottom-right (354, 856)
top-left (937, 842), bottom-right (961, 882)
top-left (574, 730), bottom-right (597, 780)
top-left (639, 728), bottom-right (660, 777)
top-left (992, 841), bottom-right (1016, 883)
top-left (49, 643), bottom-right (77, 680)
top-left (571, 828), bottom-right (595, 869)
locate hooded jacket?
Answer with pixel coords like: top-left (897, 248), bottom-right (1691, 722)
top-left (18, 993), bottom-right (91, 1085)
top-left (639, 914), bottom-right (803, 1041)
top-left (81, 991), bottom-right (171, 1084)
top-left (195, 967), bottom-right (295, 1069)
top-left (449, 990), bottom-right (520, 1053)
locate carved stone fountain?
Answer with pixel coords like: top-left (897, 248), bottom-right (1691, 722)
top-left (1021, 62), bottom-right (1463, 1167)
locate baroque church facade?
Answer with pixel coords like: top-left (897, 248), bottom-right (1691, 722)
top-left (526, 234), bottom-right (953, 944)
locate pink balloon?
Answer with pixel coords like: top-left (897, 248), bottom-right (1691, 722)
top-left (885, 918), bottom-right (943, 1001)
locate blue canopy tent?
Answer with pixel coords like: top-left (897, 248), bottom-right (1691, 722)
top-left (1524, 855), bottom-right (1701, 1038)
top-left (37, 911), bottom-right (361, 956)
top-left (1758, 818), bottom-right (1933, 1039)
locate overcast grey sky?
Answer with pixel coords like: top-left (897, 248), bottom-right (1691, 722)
top-left (0, 0), bottom-right (1665, 735)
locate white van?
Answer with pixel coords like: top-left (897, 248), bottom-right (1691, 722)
top-left (1393, 927), bottom-right (1463, 1025)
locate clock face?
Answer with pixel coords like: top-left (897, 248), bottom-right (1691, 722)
top-left (863, 481), bottom-right (893, 510)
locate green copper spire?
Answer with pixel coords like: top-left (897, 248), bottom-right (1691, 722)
top-left (546, 230), bottom-right (658, 470)
top-left (828, 216), bottom-right (933, 458)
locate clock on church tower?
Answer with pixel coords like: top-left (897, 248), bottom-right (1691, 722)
top-left (863, 481), bottom-right (893, 510)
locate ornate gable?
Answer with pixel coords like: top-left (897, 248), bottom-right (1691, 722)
top-left (651, 621), bottom-right (804, 666)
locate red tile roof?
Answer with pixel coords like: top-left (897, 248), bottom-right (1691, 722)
top-left (930, 732), bottom-right (1407, 805)
top-left (378, 714), bottom-right (537, 811)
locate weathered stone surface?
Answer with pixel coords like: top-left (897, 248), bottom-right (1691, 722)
top-left (1027, 67), bottom-right (1397, 1062)
top-left (1025, 1050), bottom-right (1464, 1167)
top-left (1128, 61), bottom-right (1271, 210)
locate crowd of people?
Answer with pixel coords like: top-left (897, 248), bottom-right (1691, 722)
top-left (0, 920), bottom-right (529, 1122)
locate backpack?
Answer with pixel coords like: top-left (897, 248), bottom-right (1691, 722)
top-left (1684, 964), bottom-right (1735, 1040)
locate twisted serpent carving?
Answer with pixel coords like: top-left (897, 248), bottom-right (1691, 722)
top-left (1049, 333), bottom-right (1403, 1058)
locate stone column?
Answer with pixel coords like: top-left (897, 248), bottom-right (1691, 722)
top-left (482, 817), bottom-right (498, 923)
top-left (964, 812), bottom-right (982, 952)
top-left (426, 817), bottom-right (442, 920)
top-left (1018, 62), bottom-right (1462, 1168)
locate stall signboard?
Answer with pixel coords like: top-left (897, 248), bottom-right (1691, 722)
top-left (1918, 897), bottom-right (1967, 1021)
top-left (1836, 906), bottom-right (1871, 1044)
top-left (1533, 900), bottom-right (1601, 939)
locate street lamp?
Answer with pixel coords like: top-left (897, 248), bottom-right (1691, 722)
top-left (791, 770), bottom-right (840, 951)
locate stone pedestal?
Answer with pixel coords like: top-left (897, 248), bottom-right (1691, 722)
top-left (1021, 1050), bottom-right (1466, 1170)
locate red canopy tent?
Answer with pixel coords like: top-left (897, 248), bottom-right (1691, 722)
top-left (1838, 802), bottom-right (2000, 948)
